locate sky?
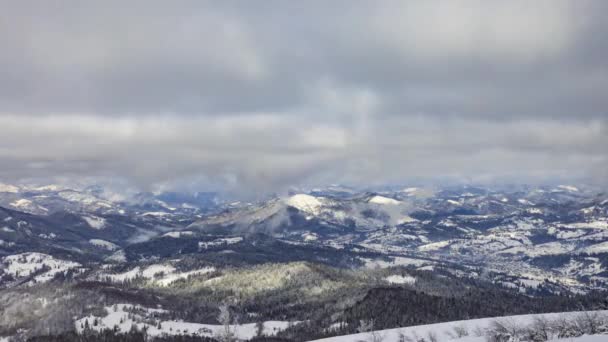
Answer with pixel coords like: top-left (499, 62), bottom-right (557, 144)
top-left (1, 1), bottom-right (607, 195)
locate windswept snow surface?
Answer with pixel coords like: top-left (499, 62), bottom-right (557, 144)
top-left (311, 311), bottom-right (608, 342)
top-left (75, 304), bottom-right (295, 339)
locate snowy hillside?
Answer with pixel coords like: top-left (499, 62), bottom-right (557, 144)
top-left (312, 311), bottom-right (608, 342)
top-left (75, 303), bottom-right (296, 339)
top-left (1, 252), bottom-right (81, 284)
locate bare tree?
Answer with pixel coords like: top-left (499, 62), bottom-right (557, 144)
top-left (255, 321), bottom-right (264, 337)
top-left (357, 319), bottom-right (383, 342)
top-left (487, 318), bottom-right (522, 342)
top-left (452, 324), bottom-right (469, 338)
top-left (216, 304), bottom-right (236, 342)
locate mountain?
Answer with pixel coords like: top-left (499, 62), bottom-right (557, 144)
top-left (1, 183), bottom-right (608, 341)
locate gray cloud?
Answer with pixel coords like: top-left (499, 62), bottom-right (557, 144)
top-left (0, 1), bottom-right (606, 193)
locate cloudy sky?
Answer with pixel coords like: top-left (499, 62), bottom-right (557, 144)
top-left (1, 1), bottom-right (607, 194)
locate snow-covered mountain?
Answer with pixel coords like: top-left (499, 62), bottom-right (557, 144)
top-left (1, 183), bottom-right (607, 293)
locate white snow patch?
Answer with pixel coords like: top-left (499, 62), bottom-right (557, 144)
top-left (579, 241), bottom-right (608, 255)
top-left (418, 240), bottom-right (451, 251)
top-left (96, 264), bottom-right (216, 286)
top-left (561, 221), bottom-right (608, 229)
top-left (311, 311), bottom-right (608, 342)
top-left (106, 250), bottom-right (127, 263)
top-left (0, 183), bottom-right (19, 193)
top-left (162, 231), bottom-right (194, 238)
top-left (447, 199), bottom-right (462, 205)
top-left (286, 194), bottom-right (323, 215)
top-left (199, 237), bottom-right (243, 249)
top-left (385, 275), bottom-right (416, 285)
top-left (369, 195), bottom-right (401, 205)
top-left (10, 199), bottom-right (48, 213)
top-left (75, 304), bottom-right (295, 339)
top-left (83, 216), bottom-right (106, 229)
top-left (89, 239), bottom-right (119, 251)
top-left (558, 185), bottom-right (579, 192)
top-left (1, 252), bottom-right (80, 284)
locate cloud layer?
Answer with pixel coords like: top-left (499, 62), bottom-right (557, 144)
top-left (1, 1), bottom-right (607, 193)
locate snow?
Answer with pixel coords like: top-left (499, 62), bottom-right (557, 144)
top-left (0, 239), bottom-right (15, 247)
top-left (10, 199), bottom-right (48, 213)
top-left (396, 216), bottom-right (418, 224)
top-left (142, 211), bottom-right (172, 217)
top-left (101, 267), bottom-right (141, 282)
top-left (155, 267), bottom-right (216, 286)
top-left (303, 232), bottom-right (319, 242)
top-left (95, 264), bottom-right (216, 286)
top-left (579, 241), bottom-right (608, 255)
top-left (199, 237), bottom-right (243, 249)
top-left (106, 250), bottom-right (127, 263)
top-left (286, 194), bottom-right (323, 214)
top-left (402, 187), bottom-right (418, 194)
top-left (89, 239), bottom-right (119, 251)
top-left (310, 311), bottom-right (608, 342)
top-left (83, 216), bottom-right (106, 229)
top-left (75, 304), bottom-right (295, 339)
top-left (385, 275), bottom-right (416, 285)
top-left (362, 256), bottom-right (430, 269)
top-left (447, 199), bottom-right (462, 205)
top-left (555, 336), bottom-right (608, 341)
top-left (558, 185), bottom-right (579, 192)
top-left (162, 231), bottom-right (194, 238)
top-left (141, 264), bottom-right (177, 278)
top-left (0, 183), bottom-right (19, 193)
top-left (527, 208), bottom-right (543, 214)
top-left (1, 252), bottom-right (80, 284)
top-left (499, 241), bottom-right (575, 257)
top-left (30, 184), bottom-right (62, 192)
top-left (418, 240), bottom-right (451, 251)
top-left (369, 195), bottom-right (401, 205)
top-left (561, 221), bottom-right (608, 229)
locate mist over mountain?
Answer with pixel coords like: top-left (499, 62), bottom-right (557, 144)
top-left (2, 1), bottom-right (608, 341)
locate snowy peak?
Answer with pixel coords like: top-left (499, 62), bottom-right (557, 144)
top-left (9, 198), bottom-right (48, 215)
top-left (368, 195), bottom-right (401, 205)
top-left (0, 183), bottom-right (19, 193)
top-left (557, 185), bottom-right (580, 192)
top-left (286, 194), bottom-right (323, 215)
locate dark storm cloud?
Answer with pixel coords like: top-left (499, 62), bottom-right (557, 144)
top-left (0, 1), bottom-right (606, 192)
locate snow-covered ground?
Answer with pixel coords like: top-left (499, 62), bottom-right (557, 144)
top-left (82, 215), bottom-right (106, 229)
top-left (311, 311), bottom-right (608, 342)
top-left (1, 252), bottom-right (81, 284)
top-left (162, 230), bottom-right (194, 238)
top-left (89, 239), bottom-right (119, 251)
top-left (93, 263), bottom-right (216, 286)
top-left (75, 304), bottom-right (296, 339)
top-left (385, 274), bottom-right (416, 285)
top-left (368, 195), bottom-right (401, 205)
top-left (199, 237), bottom-right (243, 249)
